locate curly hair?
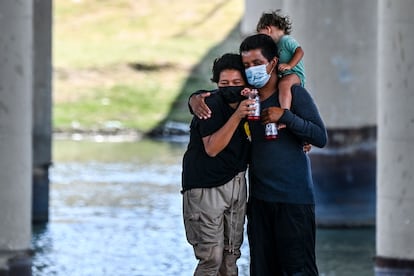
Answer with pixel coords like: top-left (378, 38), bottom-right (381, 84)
top-left (210, 53), bottom-right (247, 84)
top-left (256, 9), bottom-right (292, 35)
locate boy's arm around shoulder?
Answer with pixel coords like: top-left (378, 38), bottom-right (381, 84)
top-left (278, 85), bottom-right (328, 148)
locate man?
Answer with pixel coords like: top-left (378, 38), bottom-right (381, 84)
top-left (182, 53), bottom-right (254, 276)
top-left (240, 34), bottom-right (327, 275)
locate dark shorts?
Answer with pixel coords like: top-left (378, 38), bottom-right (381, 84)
top-left (247, 197), bottom-right (318, 276)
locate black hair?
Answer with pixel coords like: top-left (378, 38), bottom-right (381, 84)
top-left (239, 33), bottom-right (278, 62)
top-left (256, 9), bottom-right (292, 35)
top-left (210, 53), bottom-right (247, 83)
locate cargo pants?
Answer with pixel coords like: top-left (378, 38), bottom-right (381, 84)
top-left (183, 171), bottom-right (247, 276)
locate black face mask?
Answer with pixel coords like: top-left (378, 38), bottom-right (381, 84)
top-left (218, 86), bottom-right (247, 104)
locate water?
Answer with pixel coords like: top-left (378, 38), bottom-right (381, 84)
top-left (31, 139), bottom-right (375, 276)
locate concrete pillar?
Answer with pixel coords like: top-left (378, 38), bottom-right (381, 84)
top-left (32, 0), bottom-right (52, 224)
top-left (282, 0), bottom-right (378, 226)
top-left (0, 1), bottom-right (33, 275)
top-left (241, 0), bottom-right (286, 35)
top-left (375, 0), bottom-right (414, 274)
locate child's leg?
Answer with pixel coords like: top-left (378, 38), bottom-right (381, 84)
top-left (278, 74), bottom-right (301, 109)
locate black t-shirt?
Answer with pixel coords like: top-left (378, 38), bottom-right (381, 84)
top-left (181, 93), bottom-right (250, 192)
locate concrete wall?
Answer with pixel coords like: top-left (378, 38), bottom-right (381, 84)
top-left (241, 0), bottom-right (286, 36)
top-left (375, 0), bottom-right (414, 273)
top-left (242, 0), bottom-right (377, 128)
top-left (0, 1), bottom-right (33, 275)
top-left (32, 0), bottom-right (53, 224)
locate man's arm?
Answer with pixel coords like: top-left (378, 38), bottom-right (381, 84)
top-left (202, 99), bottom-right (253, 157)
top-left (260, 86), bottom-right (327, 148)
top-left (280, 108), bottom-right (327, 148)
top-left (188, 91), bottom-right (212, 119)
top-left (280, 86), bottom-right (327, 147)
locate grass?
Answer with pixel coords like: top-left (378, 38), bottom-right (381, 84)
top-left (53, 0), bottom-right (244, 134)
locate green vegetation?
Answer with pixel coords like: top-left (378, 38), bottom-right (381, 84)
top-left (53, 0), bottom-right (244, 134)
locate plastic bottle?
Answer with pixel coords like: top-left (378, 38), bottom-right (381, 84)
top-left (247, 89), bottom-right (260, 121)
top-left (265, 123), bottom-right (278, 140)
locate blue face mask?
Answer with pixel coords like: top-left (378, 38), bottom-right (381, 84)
top-left (245, 63), bottom-right (273, 88)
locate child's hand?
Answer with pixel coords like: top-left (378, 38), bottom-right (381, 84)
top-left (241, 87), bottom-right (253, 97)
top-left (278, 63), bottom-right (292, 71)
top-left (303, 143), bottom-right (312, 153)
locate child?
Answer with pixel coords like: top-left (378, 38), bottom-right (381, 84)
top-left (256, 10), bottom-right (306, 110)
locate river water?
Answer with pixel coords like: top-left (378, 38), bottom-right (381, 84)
top-left (31, 138), bottom-right (375, 276)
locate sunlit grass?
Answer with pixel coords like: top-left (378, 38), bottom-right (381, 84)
top-left (53, 0), bottom-right (244, 132)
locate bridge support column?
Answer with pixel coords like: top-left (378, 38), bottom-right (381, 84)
top-left (0, 1), bottom-right (33, 275)
top-left (375, 0), bottom-right (414, 274)
top-left (32, 0), bottom-right (53, 224)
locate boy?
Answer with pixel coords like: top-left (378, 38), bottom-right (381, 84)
top-left (256, 10), bottom-right (306, 110)
top-left (182, 53), bottom-right (254, 275)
